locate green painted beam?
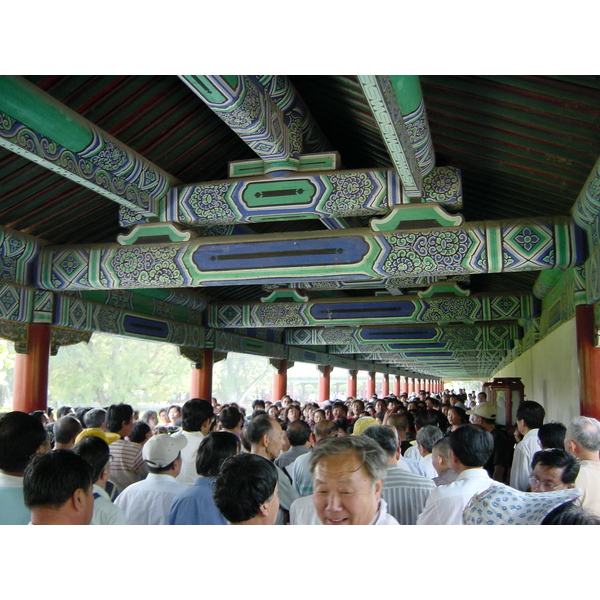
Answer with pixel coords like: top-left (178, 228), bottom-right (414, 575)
top-left (0, 76), bottom-right (178, 217)
top-left (35, 216), bottom-right (583, 292)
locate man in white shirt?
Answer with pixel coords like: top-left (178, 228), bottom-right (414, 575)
top-left (509, 401), bottom-right (545, 491)
top-left (417, 424), bottom-right (494, 525)
top-left (415, 425), bottom-right (443, 479)
top-left (115, 433), bottom-right (187, 525)
top-left (173, 398), bottom-right (215, 486)
top-left (564, 416), bottom-right (600, 516)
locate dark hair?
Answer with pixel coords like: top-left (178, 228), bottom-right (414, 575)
top-left (449, 424), bottom-right (494, 467)
top-left (53, 416), bottom-right (83, 444)
top-left (387, 412), bottom-right (411, 433)
top-left (361, 424), bottom-right (397, 457)
top-left (286, 420), bottom-right (311, 446)
top-left (29, 410), bottom-right (47, 423)
top-left (415, 409), bottom-right (439, 430)
top-left (195, 431), bottom-right (241, 477)
top-left (23, 450), bottom-right (93, 510)
top-left (129, 420), bottom-right (151, 444)
top-left (531, 448), bottom-right (580, 484)
top-left (332, 401), bottom-right (347, 414)
top-left (212, 453), bottom-right (278, 523)
top-left (0, 411), bottom-right (47, 473)
top-left (56, 406), bottom-right (73, 419)
top-left (75, 406), bottom-right (92, 424)
top-left (516, 401), bottom-right (545, 430)
top-left (218, 406), bottom-right (243, 431)
top-left (542, 500), bottom-right (600, 525)
top-left (448, 406), bottom-right (469, 424)
top-left (73, 436), bottom-right (110, 482)
top-left (245, 414), bottom-right (276, 446)
top-left (106, 404), bottom-right (133, 433)
top-left (181, 398), bottom-right (214, 432)
top-left (252, 399), bottom-right (266, 410)
top-left (538, 422), bottom-right (567, 450)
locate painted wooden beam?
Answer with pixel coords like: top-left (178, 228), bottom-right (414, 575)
top-left (180, 76), bottom-right (299, 174)
top-left (0, 76), bottom-right (177, 218)
top-left (357, 75), bottom-right (423, 197)
top-left (208, 293), bottom-right (538, 328)
top-left (285, 322), bottom-right (520, 346)
top-left (167, 166), bottom-right (462, 226)
top-left (0, 226), bottom-right (43, 286)
top-left (35, 216), bottom-right (583, 291)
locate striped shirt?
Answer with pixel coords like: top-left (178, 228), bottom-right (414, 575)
top-left (382, 465), bottom-right (436, 525)
top-left (108, 438), bottom-right (148, 492)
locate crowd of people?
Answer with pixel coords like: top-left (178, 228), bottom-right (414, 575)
top-left (1, 388), bottom-right (600, 525)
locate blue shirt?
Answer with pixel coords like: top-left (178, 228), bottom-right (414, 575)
top-left (0, 473), bottom-right (30, 525)
top-left (168, 476), bottom-right (227, 525)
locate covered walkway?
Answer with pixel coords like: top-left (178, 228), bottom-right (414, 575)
top-left (1, 75), bottom-right (599, 422)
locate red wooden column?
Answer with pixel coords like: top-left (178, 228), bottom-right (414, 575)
top-left (407, 377), bottom-right (415, 396)
top-left (576, 305), bottom-right (600, 420)
top-left (13, 324), bottom-right (52, 413)
top-left (318, 365), bottom-right (332, 404)
top-left (382, 373), bottom-right (390, 397)
top-left (190, 348), bottom-right (213, 400)
top-left (393, 374), bottom-right (401, 396)
top-left (366, 371), bottom-right (376, 398)
top-left (271, 359), bottom-right (290, 402)
top-left (347, 370), bottom-right (358, 398)
top-left (401, 376), bottom-right (408, 395)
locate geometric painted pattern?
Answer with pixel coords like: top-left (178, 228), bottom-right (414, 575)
top-left (35, 217), bottom-right (582, 291)
top-left (0, 113), bottom-right (174, 218)
top-left (209, 294), bottom-right (538, 328)
top-left (0, 226), bottom-right (40, 286)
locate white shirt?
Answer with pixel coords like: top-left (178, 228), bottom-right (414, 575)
top-left (421, 453), bottom-right (438, 479)
top-left (509, 428), bottom-right (539, 491)
top-left (115, 473), bottom-right (186, 525)
top-left (173, 431), bottom-right (204, 486)
top-left (91, 484), bottom-right (127, 525)
top-left (404, 442), bottom-right (422, 462)
top-left (416, 468), bottom-right (493, 525)
top-left (290, 495), bottom-right (398, 525)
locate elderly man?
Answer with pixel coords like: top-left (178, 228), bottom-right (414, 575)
top-left (529, 448), bottom-right (580, 493)
top-left (415, 425), bottom-right (443, 479)
top-left (75, 408), bottom-right (120, 445)
top-left (212, 453), bottom-right (279, 525)
top-left (361, 425), bottom-right (435, 525)
top-left (510, 400), bottom-right (545, 491)
top-left (0, 411), bottom-right (50, 525)
top-left (115, 433), bottom-right (187, 524)
top-left (564, 416), bottom-right (600, 515)
top-left (294, 435), bottom-right (398, 525)
top-left (24, 450), bottom-right (95, 525)
top-left (417, 424), bottom-right (494, 525)
top-left (245, 414), bottom-right (298, 524)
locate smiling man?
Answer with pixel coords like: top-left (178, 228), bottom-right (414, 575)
top-left (308, 435), bottom-right (398, 525)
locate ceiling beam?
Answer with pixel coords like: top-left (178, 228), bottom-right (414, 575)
top-left (35, 216), bottom-right (582, 291)
top-left (0, 76), bottom-right (177, 218)
top-left (207, 292), bottom-right (538, 328)
top-left (166, 165), bottom-right (462, 226)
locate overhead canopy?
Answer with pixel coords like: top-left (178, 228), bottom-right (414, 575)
top-left (1, 75), bottom-right (599, 381)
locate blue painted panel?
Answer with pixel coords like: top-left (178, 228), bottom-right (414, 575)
top-left (361, 327), bottom-right (437, 341)
top-left (404, 351), bottom-right (453, 357)
top-left (192, 237), bottom-right (370, 271)
top-left (310, 301), bottom-right (415, 321)
top-left (389, 342), bottom-right (446, 350)
top-left (123, 315), bottom-right (169, 339)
